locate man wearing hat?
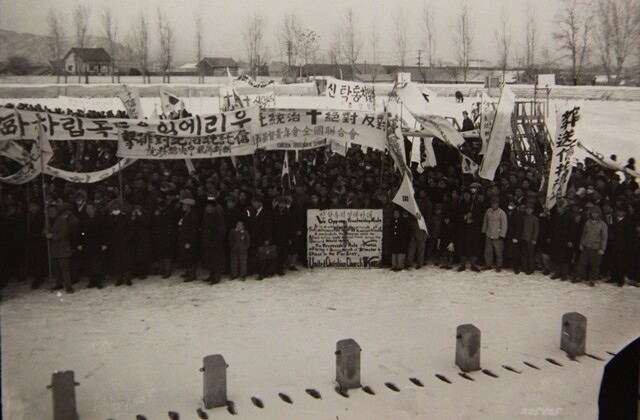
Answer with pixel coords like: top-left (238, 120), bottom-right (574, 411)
top-left (247, 194), bottom-right (273, 280)
top-left (179, 193), bottom-right (199, 282)
top-left (607, 205), bottom-right (633, 286)
top-left (46, 202), bottom-right (75, 293)
top-left (201, 192), bottom-right (226, 285)
top-left (106, 200), bottom-right (133, 286)
top-left (575, 206), bottom-right (608, 286)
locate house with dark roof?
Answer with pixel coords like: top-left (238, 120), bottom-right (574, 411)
top-left (63, 48), bottom-right (113, 76)
top-left (197, 57), bottom-right (238, 76)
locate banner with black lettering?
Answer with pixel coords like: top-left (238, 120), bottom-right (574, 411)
top-left (325, 78), bottom-right (376, 111)
top-left (255, 108), bottom-right (387, 151)
top-left (116, 107), bottom-right (259, 159)
top-left (116, 86), bottom-right (142, 118)
top-left (545, 105), bottom-right (581, 209)
top-left (307, 209), bottom-right (382, 268)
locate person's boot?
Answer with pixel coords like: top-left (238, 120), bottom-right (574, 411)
top-left (470, 265), bottom-right (480, 273)
top-left (457, 265), bottom-right (466, 272)
top-left (550, 273), bottom-right (561, 280)
top-left (66, 287), bottom-right (74, 294)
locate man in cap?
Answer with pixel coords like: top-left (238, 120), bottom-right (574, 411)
top-left (606, 205), bottom-right (632, 287)
top-left (179, 194), bottom-right (199, 282)
top-left (575, 206), bottom-right (608, 286)
top-left (46, 203), bottom-right (75, 293)
top-left (482, 196), bottom-right (508, 272)
top-left (201, 192), bottom-right (226, 284)
top-left (548, 199), bottom-right (576, 281)
top-left (106, 200), bottom-right (133, 286)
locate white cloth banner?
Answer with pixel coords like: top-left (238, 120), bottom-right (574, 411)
top-left (479, 92), bottom-right (495, 155)
top-left (117, 86), bottom-right (143, 118)
top-left (325, 78), bottom-right (375, 111)
top-left (46, 158), bottom-right (137, 184)
top-left (256, 108), bottom-right (387, 152)
top-left (58, 96), bottom-right (123, 113)
top-left (414, 115), bottom-right (466, 147)
top-left (479, 86), bottom-right (516, 180)
top-left (545, 104), bottom-right (581, 209)
top-left (160, 89), bottom-right (183, 115)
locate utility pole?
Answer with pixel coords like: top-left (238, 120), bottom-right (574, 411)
top-left (287, 40), bottom-right (293, 80)
top-left (417, 50), bottom-right (426, 83)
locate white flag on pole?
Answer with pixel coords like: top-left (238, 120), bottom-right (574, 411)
top-left (392, 172), bottom-right (428, 233)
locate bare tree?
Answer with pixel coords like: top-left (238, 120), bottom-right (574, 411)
top-left (370, 21), bottom-right (380, 82)
top-left (393, 6), bottom-right (409, 70)
top-left (453, 1), bottom-right (473, 82)
top-left (329, 30), bottom-right (344, 79)
top-left (195, 13), bottom-right (203, 83)
top-left (524, 0), bottom-right (538, 78)
top-left (279, 12), bottom-right (302, 77)
top-left (553, 0), bottom-right (592, 85)
top-left (297, 30), bottom-right (320, 78)
top-left (540, 45), bottom-right (557, 74)
top-left (128, 12), bottom-right (149, 83)
top-left (340, 8), bottom-right (363, 75)
top-left (47, 10), bottom-right (66, 84)
top-left (421, 3), bottom-right (437, 67)
top-left (157, 8), bottom-right (175, 84)
top-left (593, 0), bottom-right (640, 85)
top-left (73, 5), bottom-right (90, 81)
top-left (243, 12), bottom-right (266, 79)
top-left (100, 7), bottom-right (118, 83)
top-left (495, 7), bottom-right (511, 80)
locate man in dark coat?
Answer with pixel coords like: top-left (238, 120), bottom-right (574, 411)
top-left (152, 197), bottom-right (176, 278)
top-left (26, 202), bottom-right (47, 289)
top-left (390, 208), bottom-right (411, 271)
top-left (201, 193), bottom-right (226, 284)
top-left (607, 206), bottom-right (633, 286)
top-left (272, 197), bottom-right (294, 275)
top-left (454, 189), bottom-right (482, 272)
top-left (548, 200), bottom-right (576, 280)
top-left (505, 202), bottom-right (524, 274)
top-left (247, 194), bottom-right (274, 280)
top-left (131, 204), bottom-right (152, 279)
top-left (79, 202), bottom-right (107, 289)
top-left (178, 197), bottom-right (199, 282)
top-left (46, 203), bottom-right (75, 293)
top-left (106, 200), bottom-right (133, 286)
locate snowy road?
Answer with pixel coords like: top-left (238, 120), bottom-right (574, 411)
top-left (1, 267), bottom-right (638, 419)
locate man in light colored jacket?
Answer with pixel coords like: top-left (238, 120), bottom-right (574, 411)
top-left (482, 196), bottom-right (508, 272)
top-left (574, 206), bottom-right (608, 286)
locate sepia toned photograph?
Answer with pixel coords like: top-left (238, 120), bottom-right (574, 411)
top-left (0, 0), bottom-right (639, 418)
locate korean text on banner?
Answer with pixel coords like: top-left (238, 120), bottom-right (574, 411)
top-left (117, 86), bottom-right (143, 118)
top-left (325, 78), bottom-right (375, 111)
top-left (117, 107), bottom-right (259, 159)
top-left (545, 105), bottom-right (581, 209)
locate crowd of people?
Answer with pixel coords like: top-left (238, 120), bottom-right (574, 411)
top-left (1, 103), bottom-right (640, 294)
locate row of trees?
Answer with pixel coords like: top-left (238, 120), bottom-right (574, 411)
top-left (46, 5), bottom-right (175, 84)
top-left (45, 0), bottom-right (640, 85)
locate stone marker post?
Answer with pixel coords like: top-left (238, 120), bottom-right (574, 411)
top-left (560, 312), bottom-right (586, 358)
top-left (456, 324), bottom-right (481, 372)
top-left (201, 354), bottom-right (228, 409)
top-left (336, 339), bottom-right (361, 390)
top-left (47, 370), bottom-right (79, 420)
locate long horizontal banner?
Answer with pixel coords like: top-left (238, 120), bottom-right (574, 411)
top-left (256, 108), bottom-right (387, 151)
top-left (0, 107), bottom-right (259, 142)
top-left (1, 105), bottom-right (388, 160)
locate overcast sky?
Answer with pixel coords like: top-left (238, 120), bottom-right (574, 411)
top-left (0, 0), bottom-right (562, 65)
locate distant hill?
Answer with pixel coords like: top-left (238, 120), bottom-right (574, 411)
top-left (0, 28), bottom-right (133, 66)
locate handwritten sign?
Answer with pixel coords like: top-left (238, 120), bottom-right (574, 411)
top-left (545, 105), bottom-right (581, 209)
top-left (307, 209), bottom-right (382, 269)
top-left (325, 78), bottom-right (376, 111)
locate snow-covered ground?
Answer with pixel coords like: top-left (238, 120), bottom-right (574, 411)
top-left (1, 267), bottom-right (639, 420)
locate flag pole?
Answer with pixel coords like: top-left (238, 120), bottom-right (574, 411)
top-left (37, 116), bottom-right (53, 291)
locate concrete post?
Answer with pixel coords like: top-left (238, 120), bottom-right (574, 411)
top-left (201, 354), bottom-right (228, 409)
top-left (456, 324), bottom-right (481, 372)
top-left (336, 339), bottom-right (361, 390)
top-left (560, 312), bottom-right (587, 358)
top-left (48, 371), bottom-right (79, 420)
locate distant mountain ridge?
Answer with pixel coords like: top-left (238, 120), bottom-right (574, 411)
top-left (0, 28), bottom-right (133, 66)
